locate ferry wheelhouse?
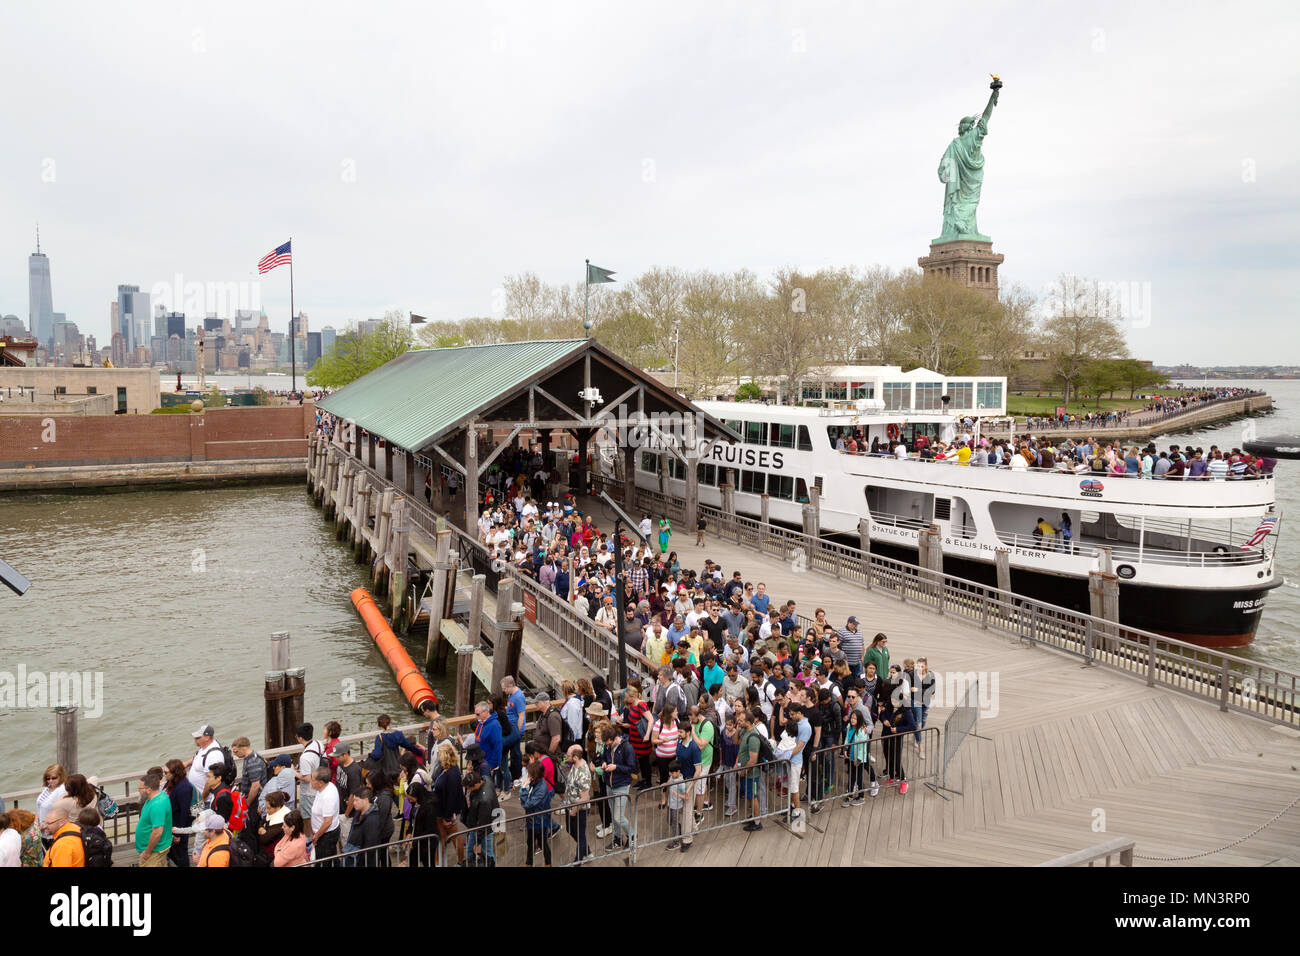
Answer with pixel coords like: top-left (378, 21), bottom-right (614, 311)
top-left (631, 368), bottom-right (1280, 648)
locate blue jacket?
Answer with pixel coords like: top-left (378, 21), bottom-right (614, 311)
top-left (471, 715), bottom-right (503, 769)
top-left (370, 729), bottom-right (423, 763)
top-left (606, 737), bottom-right (638, 789)
top-left (520, 779), bottom-right (553, 830)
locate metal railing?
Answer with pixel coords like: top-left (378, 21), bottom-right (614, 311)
top-left (991, 529), bottom-right (1267, 567)
top-left (692, 500), bottom-right (1300, 729)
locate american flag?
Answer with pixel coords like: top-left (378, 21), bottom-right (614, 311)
top-left (1241, 516), bottom-right (1278, 549)
top-left (258, 240), bottom-right (291, 274)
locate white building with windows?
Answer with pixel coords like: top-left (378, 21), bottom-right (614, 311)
top-left (795, 365), bottom-right (1006, 417)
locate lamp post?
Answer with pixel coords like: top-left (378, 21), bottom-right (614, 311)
top-left (673, 321), bottom-right (681, 390)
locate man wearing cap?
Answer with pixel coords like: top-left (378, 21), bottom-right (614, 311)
top-left (184, 724), bottom-right (223, 799)
top-left (838, 616), bottom-right (865, 680)
top-left (532, 691), bottom-right (564, 756)
top-left (332, 742), bottom-right (362, 852)
top-left (196, 814), bottom-right (231, 867)
top-left (262, 755), bottom-right (297, 813)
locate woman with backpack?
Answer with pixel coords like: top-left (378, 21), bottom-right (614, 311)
top-left (519, 760), bottom-right (554, 867)
top-left (650, 704), bottom-right (680, 807)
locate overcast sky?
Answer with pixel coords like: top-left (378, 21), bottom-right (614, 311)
top-left (2, 1), bottom-right (1297, 365)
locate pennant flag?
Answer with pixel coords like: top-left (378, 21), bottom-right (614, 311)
top-left (409, 313), bottom-right (428, 324)
top-left (1241, 516), bottom-right (1277, 550)
top-left (587, 263), bottom-right (616, 284)
top-left (258, 240), bottom-right (292, 274)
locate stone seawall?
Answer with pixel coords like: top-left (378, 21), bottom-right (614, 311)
top-left (0, 457), bottom-right (305, 493)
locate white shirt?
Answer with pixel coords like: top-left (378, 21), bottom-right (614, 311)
top-left (894, 443), bottom-right (907, 460)
top-left (638, 518), bottom-right (652, 537)
top-left (188, 742), bottom-right (222, 796)
top-left (298, 740), bottom-right (324, 803)
top-left (309, 782), bottom-right (341, 834)
top-left (1009, 454), bottom-right (1027, 471)
top-left (685, 610), bottom-right (704, 630)
top-left (560, 696), bottom-right (584, 742)
top-left (0, 827), bottom-right (20, 867)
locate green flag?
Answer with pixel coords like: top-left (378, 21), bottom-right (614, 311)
top-left (586, 263), bottom-right (616, 284)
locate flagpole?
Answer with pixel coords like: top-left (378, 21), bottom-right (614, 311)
top-left (584, 258), bottom-right (591, 337)
top-left (289, 237), bottom-right (296, 394)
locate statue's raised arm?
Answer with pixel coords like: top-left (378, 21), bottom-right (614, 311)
top-left (979, 87), bottom-right (998, 131)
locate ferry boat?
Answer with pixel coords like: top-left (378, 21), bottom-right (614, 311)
top-left (625, 372), bottom-right (1280, 648)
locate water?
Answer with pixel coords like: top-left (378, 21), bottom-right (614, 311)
top-left (157, 371), bottom-right (318, 393)
top-left (0, 486), bottom-right (455, 796)
top-left (1152, 379), bottom-right (1299, 668)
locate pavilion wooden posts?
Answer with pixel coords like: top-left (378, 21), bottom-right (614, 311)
top-left (54, 706), bottom-right (78, 775)
top-left (464, 422), bottom-right (479, 533)
top-left (994, 547), bottom-right (1012, 626)
top-left (455, 645), bottom-right (476, 716)
top-left (801, 485), bottom-right (821, 568)
top-left (388, 499), bottom-right (412, 631)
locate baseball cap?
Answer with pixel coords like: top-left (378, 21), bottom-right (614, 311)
top-left (203, 814), bottom-right (227, 831)
top-left (333, 742), bottom-right (351, 757)
top-left (192, 724), bottom-right (215, 739)
top-left (847, 616), bottom-right (859, 625)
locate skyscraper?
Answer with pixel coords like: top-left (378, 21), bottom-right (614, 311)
top-left (321, 325), bottom-right (337, 357)
top-left (116, 285), bottom-right (150, 355)
top-left (28, 228), bottom-right (54, 354)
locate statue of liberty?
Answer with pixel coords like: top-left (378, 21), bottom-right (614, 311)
top-left (936, 77), bottom-right (1001, 243)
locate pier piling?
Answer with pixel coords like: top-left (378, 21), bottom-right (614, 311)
top-left (54, 705), bottom-right (78, 775)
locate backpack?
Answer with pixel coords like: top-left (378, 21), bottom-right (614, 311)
top-left (218, 745), bottom-right (238, 787)
top-left (548, 756), bottom-right (568, 797)
top-left (558, 702), bottom-right (578, 751)
top-left (63, 827), bottom-right (113, 868)
top-left (372, 738), bottom-right (399, 779)
top-left (497, 710), bottom-right (512, 739)
top-left (755, 731), bottom-right (776, 764)
top-left (217, 786), bottom-right (249, 831)
top-left (212, 832), bottom-right (258, 868)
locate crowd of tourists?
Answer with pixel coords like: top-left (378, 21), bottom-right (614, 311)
top-left (835, 428), bottom-right (1273, 481)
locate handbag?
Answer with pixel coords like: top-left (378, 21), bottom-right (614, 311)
top-left (96, 785), bottom-right (119, 819)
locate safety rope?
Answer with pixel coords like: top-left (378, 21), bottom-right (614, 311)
top-left (1134, 791), bottom-right (1300, 862)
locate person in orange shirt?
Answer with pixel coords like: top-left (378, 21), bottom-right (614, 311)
top-left (197, 814), bottom-right (231, 867)
top-left (41, 799), bottom-right (84, 867)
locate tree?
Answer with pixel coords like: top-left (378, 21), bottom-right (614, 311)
top-left (982, 282), bottom-right (1038, 382)
top-left (734, 382), bottom-right (763, 401)
top-left (1040, 274), bottom-right (1129, 403)
top-left (1113, 358), bottom-right (1169, 399)
top-left (897, 273), bottom-right (994, 375)
top-left (1075, 361), bottom-right (1126, 409)
top-left (743, 268), bottom-right (835, 402)
top-left (851, 266), bottom-right (910, 366)
top-left (307, 311), bottom-right (412, 388)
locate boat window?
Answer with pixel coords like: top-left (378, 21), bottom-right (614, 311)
top-left (640, 452), bottom-right (659, 473)
top-left (744, 421), bottom-right (766, 445)
top-left (768, 474), bottom-right (794, 500)
top-left (915, 382), bottom-right (945, 411)
top-left (739, 470), bottom-right (765, 495)
top-left (668, 456), bottom-right (687, 480)
top-left (797, 425), bottom-right (813, 451)
top-left (796, 477), bottom-right (809, 503)
top-left (883, 382), bottom-right (911, 411)
top-left (696, 463), bottom-right (717, 486)
top-left (769, 423), bottom-right (796, 448)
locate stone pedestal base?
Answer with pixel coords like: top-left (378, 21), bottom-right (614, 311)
top-left (918, 239), bottom-right (1004, 299)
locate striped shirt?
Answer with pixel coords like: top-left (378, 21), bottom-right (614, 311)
top-left (652, 719), bottom-right (679, 758)
top-left (837, 626), bottom-right (864, 664)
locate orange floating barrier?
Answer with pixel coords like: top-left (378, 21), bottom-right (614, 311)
top-left (350, 587), bottom-right (438, 713)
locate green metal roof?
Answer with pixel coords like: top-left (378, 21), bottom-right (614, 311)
top-left (317, 339), bottom-right (588, 451)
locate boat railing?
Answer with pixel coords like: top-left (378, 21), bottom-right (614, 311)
top-left (686, 498), bottom-right (1299, 731)
top-left (991, 529), bottom-right (1266, 567)
top-left (837, 449), bottom-right (1274, 484)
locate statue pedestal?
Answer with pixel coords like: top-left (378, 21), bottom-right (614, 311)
top-left (918, 239), bottom-right (1004, 299)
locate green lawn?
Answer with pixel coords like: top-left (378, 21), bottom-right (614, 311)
top-left (1006, 389), bottom-right (1196, 418)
